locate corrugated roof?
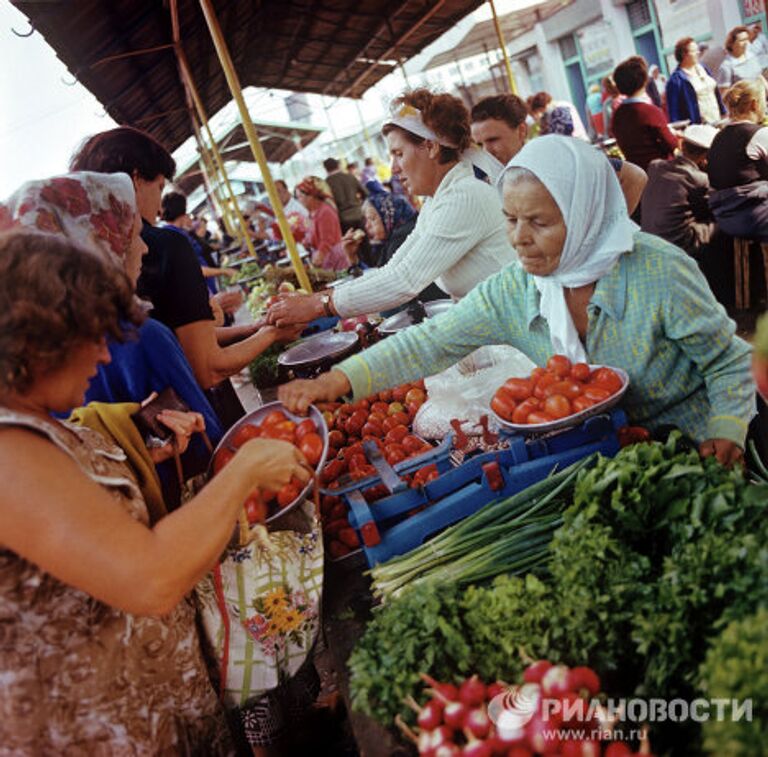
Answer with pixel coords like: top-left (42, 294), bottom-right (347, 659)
top-left (423, 0), bottom-right (572, 70)
top-left (175, 118), bottom-right (323, 195)
top-left (13, 0), bottom-right (486, 152)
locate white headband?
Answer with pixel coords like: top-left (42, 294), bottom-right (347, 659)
top-left (384, 104), bottom-right (459, 149)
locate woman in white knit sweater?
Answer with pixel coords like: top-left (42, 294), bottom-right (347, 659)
top-left (268, 89), bottom-right (515, 327)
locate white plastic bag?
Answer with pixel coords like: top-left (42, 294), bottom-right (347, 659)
top-left (413, 345), bottom-right (536, 440)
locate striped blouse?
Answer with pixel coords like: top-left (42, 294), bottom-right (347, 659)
top-left (331, 160), bottom-right (515, 317)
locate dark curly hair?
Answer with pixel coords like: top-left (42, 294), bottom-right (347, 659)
top-left (0, 230), bottom-right (144, 393)
top-left (383, 89), bottom-right (471, 164)
top-left (471, 94), bottom-right (528, 129)
top-left (70, 126), bottom-right (175, 181)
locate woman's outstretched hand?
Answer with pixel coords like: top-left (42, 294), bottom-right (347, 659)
top-left (278, 370), bottom-right (352, 415)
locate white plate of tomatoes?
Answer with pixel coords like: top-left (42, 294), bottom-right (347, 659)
top-left (209, 402), bottom-right (328, 525)
top-left (490, 355), bottom-right (629, 435)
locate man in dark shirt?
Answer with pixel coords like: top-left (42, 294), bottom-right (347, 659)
top-left (71, 126), bottom-right (302, 426)
top-left (641, 124), bottom-right (717, 258)
top-left (323, 157), bottom-right (367, 231)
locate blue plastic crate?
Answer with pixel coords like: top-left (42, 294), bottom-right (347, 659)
top-left (331, 409), bottom-right (627, 566)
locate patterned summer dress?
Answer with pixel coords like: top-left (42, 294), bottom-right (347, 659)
top-left (0, 408), bottom-right (234, 756)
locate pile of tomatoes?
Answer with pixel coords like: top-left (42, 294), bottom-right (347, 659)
top-left (212, 408), bottom-right (325, 525)
top-left (491, 355), bottom-right (624, 426)
top-left (318, 380), bottom-right (442, 559)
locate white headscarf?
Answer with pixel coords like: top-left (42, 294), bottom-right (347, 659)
top-left (499, 135), bottom-right (638, 362)
top-left (385, 102), bottom-right (504, 184)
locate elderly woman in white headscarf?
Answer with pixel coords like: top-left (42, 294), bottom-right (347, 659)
top-left (268, 88), bottom-right (512, 327)
top-left (279, 135), bottom-right (756, 467)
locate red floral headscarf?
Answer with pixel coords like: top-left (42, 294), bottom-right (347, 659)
top-left (295, 176), bottom-right (336, 207)
top-left (0, 172), bottom-right (136, 266)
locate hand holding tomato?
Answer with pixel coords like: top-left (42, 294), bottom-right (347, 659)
top-left (232, 438), bottom-right (312, 492)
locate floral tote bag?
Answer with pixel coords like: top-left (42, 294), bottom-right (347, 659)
top-left (195, 501), bottom-right (324, 709)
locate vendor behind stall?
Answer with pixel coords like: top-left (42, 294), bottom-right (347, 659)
top-left (268, 88), bottom-right (514, 327)
top-left (279, 136), bottom-right (755, 466)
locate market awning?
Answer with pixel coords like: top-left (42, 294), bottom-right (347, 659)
top-left (13, 0), bottom-right (487, 153)
top-left (174, 118), bottom-right (323, 195)
top-left (423, 0), bottom-right (572, 71)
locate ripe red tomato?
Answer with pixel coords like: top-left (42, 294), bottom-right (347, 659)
top-left (361, 421), bottom-right (383, 438)
top-left (404, 387), bottom-right (427, 405)
top-left (341, 442), bottom-right (364, 460)
top-left (384, 444), bottom-right (407, 465)
top-left (389, 411), bottom-right (410, 427)
top-left (277, 482), bottom-right (301, 508)
top-left (583, 386), bottom-right (611, 402)
top-left (345, 414), bottom-right (365, 437)
top-left (384, 424), bottom-right (409, 444)
top-left (262, 420), bottom-right (295, 443)
top-left (571, 362), bottom-right (591, 382)
top-left (294, 418), bottom-right (316, 442)
top-left (533, 372), bottom-right (559, 399)
top-left (353, 399), bottom-right (370, 412)
top-left (546, 379), bottom-right (583, 400)
top-left (591, 367), bottom-right (623, 394)
top-left (527, 410), bottom-right (556, 425)
top-left (244, 492), bottom-right (268, 525)
top-left (328, 429), bottom-right (346, 448)
top-left (491, 388), bottom-right (517, 421)
top-left (572, 396), bottom-right (596, 413)
top-left (261, 409), bottom-right (287, 427)
top-left (377, 389), bottom-right (393, 402)
top-left (402, 435), bottom-right (425, 454)
top-left (231, 423), bottom-right (260, 448)
top-left (370, 401), bottom-right (389, 416)
top-left (502, 377), bottom-right (534, 400)
top-left (320, 459), bottom-right (345, 484)
top-left (543, 394), bottom-right (572, 419)
top-left (406, 401), bottom-right (422, 419)
top-left (213, 447), bottom-right (235, 475)
top-left (547, 354), bottom-right (572, 377)
top-left (347, 454), bottom-right (369, 472)
top-left (530, 366), bottom-right (547, 382)
top-left (298, 433), bottom-right (323, 466)
top-left (392, 385), bottom-right (409, 403)
top-left (337, 404), bottom-right (355, 417)
top-left (512, 397), bottom-right (540, 424)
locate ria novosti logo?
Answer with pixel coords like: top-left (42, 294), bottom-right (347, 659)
top-left (487, 683), bottom-right (541, 737)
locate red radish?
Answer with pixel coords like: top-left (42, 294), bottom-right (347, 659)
top-left (417, 729), bottom-right (435, 757)
top-left (434, 744), bottom-right (460, 757)
top-left (523, 660), bottom-right (553, 684)
top-left (430, 725), bottom-right (455, 749)
top-left (443, 701), bottom-right (469, 729)
top-left (460, 735), bottom-right (492, 757)
top-left (506, 749), bottom-right (534, 757)
top-left (525, 713), bottom-right (562, 754)
top-left (604, 744), bottom-right (633, 757)
top-left (421, 673), bottom-right (459, 702)
top-left (460, 675), bottom-right (487, 707)
top-left (464, 707), bottom-right (492, 739)
top-left (486, 680), bottom-right (507, 701)
top-left (559, 691), bottom-right (589, 724)
top-left (541, 664), bottom-right (571, 696)
top-left (567, 666), bottom-right (601, 697)
top-left (560, 739), bottom-right (601, 757)
top-left (418, 701), bottom-right (444, 731)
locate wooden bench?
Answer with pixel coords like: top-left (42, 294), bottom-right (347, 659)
top-left (733, 237), bottom-right (768, 310)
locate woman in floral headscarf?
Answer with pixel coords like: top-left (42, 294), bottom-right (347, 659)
top-left (1, 172), bottom-right (224, 506)
top-left (295, 175), bottom-right (349, 270)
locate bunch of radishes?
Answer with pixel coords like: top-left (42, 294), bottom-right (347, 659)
top-left (396, 663), bottom-right (652, 757)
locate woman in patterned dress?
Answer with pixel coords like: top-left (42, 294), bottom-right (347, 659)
top-left (0, 229), bottom-right (310, 753)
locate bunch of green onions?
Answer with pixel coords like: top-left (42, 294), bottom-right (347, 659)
top-left (369, 455), bottom-right (595, 600)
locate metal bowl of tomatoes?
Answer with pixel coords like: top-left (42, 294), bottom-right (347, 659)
top-left (209, 401), bottom-right (329, 524)
top-left (489, 357), bottom-right (630, 436)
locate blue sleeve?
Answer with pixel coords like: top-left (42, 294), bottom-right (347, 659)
top-left (665, 73), bottom-right (687, 122)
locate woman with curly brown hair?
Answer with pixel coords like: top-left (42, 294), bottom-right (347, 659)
top-left (0, 229), bottom-right (311, 754)
top-left (268, 88), bottom-right (514, 327)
